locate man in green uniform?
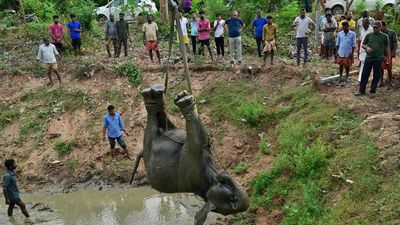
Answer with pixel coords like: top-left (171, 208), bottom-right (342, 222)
top-left (116, 13), bottom-right (129, 57)
top-left (3, 159), bottom-right (30, 219)
top-left (357, 21), bottom-right (390, 98)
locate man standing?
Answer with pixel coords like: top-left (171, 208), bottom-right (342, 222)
top-left (3, 159), bottom-right (30, 220)
top-left (322, 13), bottom-right (337, 60)
top-left (48, 15), bottom-right (64, 54)
top-left (177, 10), bottom-right (190, 53)
top-left (357, 21), bottom-right (390, 98)
top-left (357, 10), bottom-right (375, 35)
top-left (105, 14), bottom-right (118, 58)
top-left (214, 12), bottom-right (225, 59)
top-left (196, 11), bottom-right (213, 61)
top-left (225, 10), bottom-right (245, 65)
top-left (358, 18), bottom-right (373, 82)
top-left (143, 15), bottom-right (161, 64)
top-left (189, 12), bottom-right (198, 56)
top-left (262, 16), bottom-right (277, 66)
top-left (338, 11), bottom-right (356, 31)
top-left (252, 10), bottom-right (268, 57)
top-left (67, 14), bottom-right (82, 56)
top-left (116, 13), bottom-right (129, 58)
top-left (37, 37), bottom-right (62, 86)
top-left (336, 21), bottom-right (356, 82)
top-left (380, 21), bottom-right (397, 87)
top-left (103, 105), bottom-right (130, 159)
top-left (292, 8), bottom-right (315, 66)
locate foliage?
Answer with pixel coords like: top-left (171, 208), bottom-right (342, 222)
top-left (353, 0), bottom-right (367, 17)
top-left (259, 138), bottom-right (269, 155)
top-left (101, 89), bottom-right (124, 106)
top-left (23, 0), bottom-right (56, 22)
top-left (238, 100), bottom-right (264, 126)
top-left (70, 158), bottom-right (78, 170)
top-left (248, 85), bottom-right (386, 224)
top-left (113, 61), bottom-right (143, 85)
top-left (233, 161), bottom-right (248, 174)
top-left (0, 102), bottom-right (20, 129)
top-left (53, 139), bottom-right (75, 156)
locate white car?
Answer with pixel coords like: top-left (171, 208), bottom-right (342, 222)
top-left (95, 0), bottom-right (158, 22)
top-left (325, 0), bottom-right (398, 15)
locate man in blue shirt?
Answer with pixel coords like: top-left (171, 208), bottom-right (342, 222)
top-left (336, 21), bottom-right (356, 82)
top-left (225, 10), bottom-right (245, 65)
top-left (67, 14), bottom-right (82, 56)
top-left (252, 10), bottom-right (268, 57)
top-left (3, 159), bottom-right (30, 219)
top-left (189, 12), bottom-right (199, 56)
top-left (102, 105), bottom-right (130, 159)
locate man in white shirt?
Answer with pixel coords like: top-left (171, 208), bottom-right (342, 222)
top-left (292, 8), bottom-right (315, 66)
top-left (214, 12), bottom-right (225, 59)
top-left (176, 10), bottom-right (190, 53)
top-left (358, 18), bottom-right (373, 82)
top-left (357, 10), bottom-right (375, 35)
top-left (37, 37), bottom-right (61, 86)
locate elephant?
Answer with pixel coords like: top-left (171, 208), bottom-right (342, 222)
top-left (130, 84), bottom-right (250, 225)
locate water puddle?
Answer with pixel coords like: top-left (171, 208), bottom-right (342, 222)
top-left (0, 187), bottom-right (218, 225)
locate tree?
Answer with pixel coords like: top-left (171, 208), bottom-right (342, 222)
top-left (160, 0), bottom-right (168, 23)
top-left (345, 0), bottom-right (355, 14)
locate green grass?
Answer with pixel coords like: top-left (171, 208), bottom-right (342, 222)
top-left (113, 61), bottom-right (143, 86)
top-left (0, 102), bottom-right (20, 129)
top-left (53, 139), bottom-right (75, 156)
top-left (18, 86), bottom-right (93, 136)
top-left (70, 159), bottom-right (78, 170)
top-left (259, 138), bottom-right (270, 155)
top-left (100, 89), bottom-right (124, 106)
top-left (233, 161), bottom-right (249, 174)
top-left (201, 81), bottom-right (393, 224)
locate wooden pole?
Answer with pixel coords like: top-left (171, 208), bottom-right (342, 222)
top-left (107, 0), bottom-right (111, 15)
top-left (173, 4), bottom-right (192, 94)
top-left (164, 11), bottom-right (176, 92)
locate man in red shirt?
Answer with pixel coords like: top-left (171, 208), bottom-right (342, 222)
top-left (48, 15), bottom-right (65, 54)
top-left (196, 11), bottom-right (213, 61)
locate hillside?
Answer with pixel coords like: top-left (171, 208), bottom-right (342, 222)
top-left (1, 21), bottom-right (400, 225)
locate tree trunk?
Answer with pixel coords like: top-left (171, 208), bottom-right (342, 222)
top-left (345, 0), bottom-right (355, 14)
top-left (18, 0), bottom-right (26, 25)
top-left (160, 0), bottom-right (169, 23)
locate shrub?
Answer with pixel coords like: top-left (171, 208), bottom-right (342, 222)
top-left (53, 139), bottom-right (75, 156)
top-left (113, 61), bottom-right (143, 85)
top-left (233, 161), bottom-right (248, 174)
top-left (237, 100), bottom-right (264, 126)
top-left (70, 158), bottom-right (78, 170)
top-left (259, 138), bottom-right (270, 155)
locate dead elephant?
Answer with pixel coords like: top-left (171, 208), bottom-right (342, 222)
top-left (130, 84), bottom-right (250, 225)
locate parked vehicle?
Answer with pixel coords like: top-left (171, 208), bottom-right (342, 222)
top-left (95, 0), bottom-right (157, 22)
top-left (325, 0), bottom-right (398, 15)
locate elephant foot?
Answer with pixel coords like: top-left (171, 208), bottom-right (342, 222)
top-left (174, 91), bottom-right (197, 120)
top-left (141, 84), bottom-right (165, 113)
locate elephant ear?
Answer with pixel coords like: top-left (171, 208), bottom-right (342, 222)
top-left (194, 201), bottom-right (216, 225)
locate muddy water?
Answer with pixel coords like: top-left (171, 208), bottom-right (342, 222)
top-left (0, 187), bottom-right (218, 225)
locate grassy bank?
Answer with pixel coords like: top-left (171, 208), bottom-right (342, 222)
top-left (200, 80), bottom-right (399, 224)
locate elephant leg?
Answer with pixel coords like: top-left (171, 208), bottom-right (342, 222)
top-left (142, 84), bottom-right (176, 131)
top-left (174, 91), bottom-right (209, 155)
top-left (129, 150), bottom-right (143, 185)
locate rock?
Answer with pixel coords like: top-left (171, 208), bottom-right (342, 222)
top-left (258, 132), bottom-right (265, 140)
top-left (234, 142), bottom-right (243, 149)
top-left (393, 115), bottom-right (400, 121)
top-left (49, 133), bottom-right (61, 139)
top-left (199, 99), bottom-right (207, 104)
